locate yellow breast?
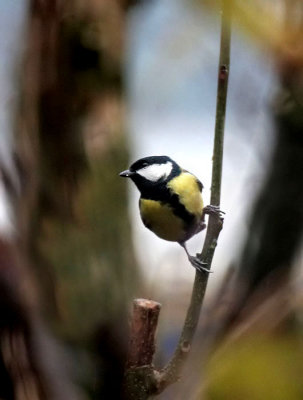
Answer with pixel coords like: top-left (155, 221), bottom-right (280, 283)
top-left (167, 172), bottom-right (203, 216)
top-left (139, 199), bottom-right (185, 242)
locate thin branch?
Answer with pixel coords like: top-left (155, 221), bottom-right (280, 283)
top-left (157, 0), bottom-right (231, 389)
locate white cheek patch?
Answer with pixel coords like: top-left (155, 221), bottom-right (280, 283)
top-left (137, 162), bottom-right (173, 182)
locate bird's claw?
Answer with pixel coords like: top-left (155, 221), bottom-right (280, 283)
top-left (188, 256), bottom-right (212, 274)
top-left (203, 205), bottom-right (225, 218)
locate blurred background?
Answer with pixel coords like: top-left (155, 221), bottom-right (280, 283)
top-left (0, 0), bottom-right (302, 399)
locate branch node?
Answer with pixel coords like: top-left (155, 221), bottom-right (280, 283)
top-left (181, 340), bottom-right (191, 353)
top-left (124, 365), bottom-right (160, 400)
top-left (219, 64), bottom-right (228, 80)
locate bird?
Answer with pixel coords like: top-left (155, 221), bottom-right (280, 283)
top-left (119, 155), bottom-right (222, 273)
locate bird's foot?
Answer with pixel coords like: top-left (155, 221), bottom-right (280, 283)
top-left (203, 205), bottom-right (225, 218)
top-left (188, 255), bottom-right (212, 274)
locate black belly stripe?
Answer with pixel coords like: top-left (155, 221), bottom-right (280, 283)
top-left (140, 183), bottom-right (196, 229)
top-left (166, 193), bottom-right (195, 227)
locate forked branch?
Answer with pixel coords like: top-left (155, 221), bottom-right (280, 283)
top-left (124, 1), bottom-right (231, 397)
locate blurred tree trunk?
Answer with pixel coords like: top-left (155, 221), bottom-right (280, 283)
top-left (0, 0), bottom-right (139, 398)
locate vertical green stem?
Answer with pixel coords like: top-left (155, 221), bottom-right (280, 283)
top-left (211, 0), bottom-right (231, 206)
top-left (158, 0), bottom-right (231, 389)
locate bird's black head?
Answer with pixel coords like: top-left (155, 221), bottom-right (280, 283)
top-left (119, 155), bottom-right (181, 195)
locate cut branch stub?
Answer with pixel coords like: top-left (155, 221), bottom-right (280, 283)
top-left (126, 298), bottom-right (161, 368)
top-left (124, 299), bottom-right (162, 400)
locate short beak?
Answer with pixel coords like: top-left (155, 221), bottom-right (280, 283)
top-left (119, 169), bottom-right (134, 178)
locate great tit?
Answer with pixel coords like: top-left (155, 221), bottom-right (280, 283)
top-left (120, 155), bottom-right (221, 273)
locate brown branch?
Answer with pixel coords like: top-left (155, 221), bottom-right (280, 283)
top-left (124, 299), bottom-right (161, 399)
top-left (126, 299), bottom-right (161, 368)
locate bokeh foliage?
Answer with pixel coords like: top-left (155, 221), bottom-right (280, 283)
top-left (206, 335), bottom-right (303, 400)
